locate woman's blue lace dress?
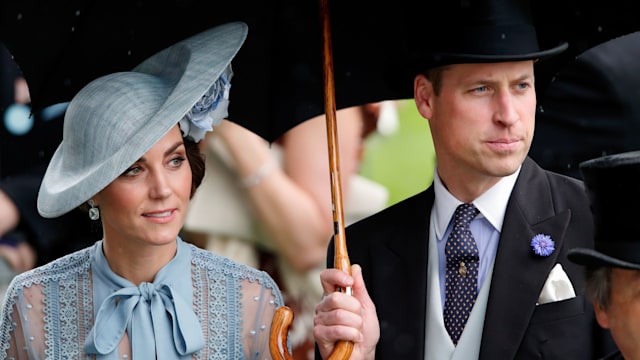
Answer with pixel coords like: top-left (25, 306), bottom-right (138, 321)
top-left (0, 238), bottom-right (286, 359)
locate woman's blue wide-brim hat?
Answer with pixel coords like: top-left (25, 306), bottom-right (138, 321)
top-left (38, 21), bottom-right (248, 218)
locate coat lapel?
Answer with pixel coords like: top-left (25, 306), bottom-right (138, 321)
top-left (371, 189), bottom-right (433, 359)
top-left (479, 158), bottom-right (572, 359)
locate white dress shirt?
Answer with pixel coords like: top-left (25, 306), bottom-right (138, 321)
top-left (431, 166), bottom-right (520, 308)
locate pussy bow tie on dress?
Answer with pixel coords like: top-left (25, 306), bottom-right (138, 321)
top-left (85, 282), bottom-right (204, 358)
top-left (85, 239), bottom-right (204, 359)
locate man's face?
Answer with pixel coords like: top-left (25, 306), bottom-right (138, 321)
top-left (415, 61), bottom-right (536, 198)
top-left (594, 267), bottom-right (640, 359)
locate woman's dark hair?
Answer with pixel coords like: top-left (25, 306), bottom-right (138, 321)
top-left (184, 137), bottom-right (205, 198)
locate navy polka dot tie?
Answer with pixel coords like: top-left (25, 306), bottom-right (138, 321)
top-left (443, 203), bottom-right (480, 345)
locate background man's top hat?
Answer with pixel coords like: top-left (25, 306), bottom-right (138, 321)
top-left (569, 150), bottom-right (640, 270)
top-left (530, 31), bottom-right (640, 179)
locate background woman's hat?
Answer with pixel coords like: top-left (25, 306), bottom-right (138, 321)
top-left (37, 22), bottom-right (248, 218)
top-left (568, 150), bottom-right (640, 270)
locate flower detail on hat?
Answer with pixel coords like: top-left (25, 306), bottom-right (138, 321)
top-left (531, 234), bottom-right (555, 257)
top-left (180, 65), bottom-right (233, 142)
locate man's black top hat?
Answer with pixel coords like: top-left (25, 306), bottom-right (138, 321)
top-left (410, 0), bottom-right (567, 69)
top-left (388, 0), bottom-right (568, 96)
top-left (568, 151), bottom-right (640, 270)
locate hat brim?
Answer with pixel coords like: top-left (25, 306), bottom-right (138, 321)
top-left (568, 247), bottom-right (640, 270)
top-left (422, 42), bottom-right (568, 69)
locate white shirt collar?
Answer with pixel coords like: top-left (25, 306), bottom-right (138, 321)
top-left (432, 166), bottom-right (521, 239)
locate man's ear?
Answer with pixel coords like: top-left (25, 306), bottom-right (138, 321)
top-left (414, 74), bottom-right (434, 120)
top-left (593, 301), bottom-right (611, 329)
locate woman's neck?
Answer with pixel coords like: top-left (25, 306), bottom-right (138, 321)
top-left (101, 239), bottom-right (177, 285)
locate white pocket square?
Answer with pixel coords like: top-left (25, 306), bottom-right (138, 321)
top-left (537, 263), bottom-right (576, 305)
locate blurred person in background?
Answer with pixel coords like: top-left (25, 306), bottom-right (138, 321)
top-left (569, 151), bottom-right (640, 360)
top-left (0, 44), bottom-right (98, 297)
top-left (183, 102), bottom-right (390, 359)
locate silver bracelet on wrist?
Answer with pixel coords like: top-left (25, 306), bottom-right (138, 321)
top-left (240, 159), bottom-right (276, 188)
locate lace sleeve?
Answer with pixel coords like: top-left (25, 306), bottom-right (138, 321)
top-left (239, 276), bottom-right (289, 359)
top-left (192, 245), bottom-right (291, 359)
top-left (0, 282), bottom-right (46, 360)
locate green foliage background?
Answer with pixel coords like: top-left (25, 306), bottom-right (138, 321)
top-left (359, 99), bottom-right (436, 207)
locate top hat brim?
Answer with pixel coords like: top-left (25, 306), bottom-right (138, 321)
top-left (427, 42), bottom-right (568, 67)
top-left (410, 42), bottom-right (569, 75)
top-left (568, 247), bottom-right (640, 270)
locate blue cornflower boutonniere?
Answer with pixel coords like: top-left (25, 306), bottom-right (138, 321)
top-left (531, 234), bottom-right (555, 257)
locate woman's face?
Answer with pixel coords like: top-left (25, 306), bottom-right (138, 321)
top-left (93, 125), bottom-right (192, 248)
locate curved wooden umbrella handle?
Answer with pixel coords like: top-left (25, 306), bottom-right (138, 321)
top-left (269, 306), bottom-right (294, 360)
top-left (268, 247), bottom-right (353, 360)
top-left (269, 304), bottom-right (353, 360)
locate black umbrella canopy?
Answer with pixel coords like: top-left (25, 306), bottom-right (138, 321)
top-left (532, 0), bottom-right (640, 98)
top-left (0, 0), bottom-right (408, 142)
top-left (3, 0), bottom-right (637, 142)
top-left (1, 0), bottom-right (245, 107)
